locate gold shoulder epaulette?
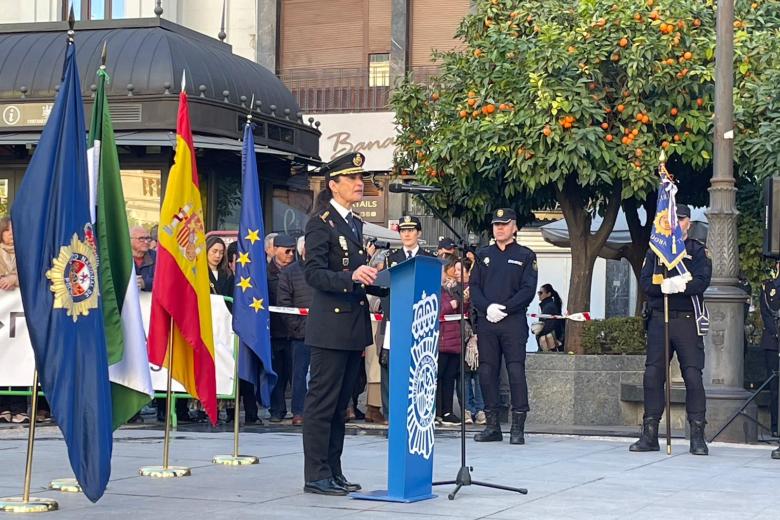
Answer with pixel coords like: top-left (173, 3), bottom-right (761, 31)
top-left (320, 210), bottom-right (330, 222)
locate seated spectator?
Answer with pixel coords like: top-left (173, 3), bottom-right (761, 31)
top-left (130, 225), bottom-right (156, 291)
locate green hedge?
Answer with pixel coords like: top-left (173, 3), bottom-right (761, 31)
top-left (581, 317), bottom-right (647, 355)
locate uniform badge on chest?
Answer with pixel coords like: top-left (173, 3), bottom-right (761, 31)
top-left (339, 235), bottom-right (348, 252)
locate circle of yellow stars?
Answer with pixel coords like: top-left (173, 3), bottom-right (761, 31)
top-left (236, 228), bottom-right (265, 313)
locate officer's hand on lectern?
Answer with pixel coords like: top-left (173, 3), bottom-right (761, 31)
top-left (353, 265), bottom-right (378, 285)
top-left (486, 303), bottom-right (508, 323)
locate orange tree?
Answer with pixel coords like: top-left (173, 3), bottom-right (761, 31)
top-left (391, 0), bottom-right (717, 352)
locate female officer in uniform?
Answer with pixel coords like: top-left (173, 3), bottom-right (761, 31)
top-left (302, 152), bottom-right (385, 496)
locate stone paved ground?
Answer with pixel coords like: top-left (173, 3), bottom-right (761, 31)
top-left (1, 425), bottom-right (779, 519)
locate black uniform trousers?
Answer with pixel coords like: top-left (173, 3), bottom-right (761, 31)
top-left (270, 338), bottom-right (292, 419)
top-left (643, 312), bottom-right (706, 421)
top-left (763, 349), bottom-right (779, 433)
top-left (303, 346), bottom-right (362, 482)
top-left (478, 317), bottom-right (530, 413)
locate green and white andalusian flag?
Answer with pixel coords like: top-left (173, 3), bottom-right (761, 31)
top-left (88, 63), bottom-right (154, 429)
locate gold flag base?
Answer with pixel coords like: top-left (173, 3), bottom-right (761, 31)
top-left (0, 497), bottom-right (58, 513)
top-left (212, 454), bottom-right (259, 466)
top-left (138, 466), bottom-right (191, 478)
top-left (47, 479), bottom-right (80, 493)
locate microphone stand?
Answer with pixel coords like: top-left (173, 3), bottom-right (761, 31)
top-left (413, 193), bottom-right (528, 499)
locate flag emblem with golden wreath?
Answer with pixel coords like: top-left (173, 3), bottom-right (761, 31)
top-left (46, 224), bottom-right (100, 321)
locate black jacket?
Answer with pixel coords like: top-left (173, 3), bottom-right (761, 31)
top-left (380, 247), bottom-right (435, 323)
top-left (539, 296), bottom-right (565, 340)
top-left (135, 250), bottom-right (156, 292)
top-left (639, 238), bottom-right (712, 312)
top-left (760, 277), bottom-right (780, 351)
top-left (278, 260), bottom-right (313, 340)
top-left (208, 268), bottom-right (234, 298)
top-left (470, 242), bottom-right (537, 332)
top-left (304, 203), bottom-right (387, 350)
top-left (267, 258), bottom-right (290, 339)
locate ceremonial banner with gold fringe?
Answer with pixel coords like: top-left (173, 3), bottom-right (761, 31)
top-left (649, 162), bottom-right (691, 286)
top-left (147, 79), bottom-right (218, 425)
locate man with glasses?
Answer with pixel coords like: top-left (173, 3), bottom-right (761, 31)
top-left (130, 225), bottom-right (156, 292)
top-left (268, 233), bottom-right (297, 422)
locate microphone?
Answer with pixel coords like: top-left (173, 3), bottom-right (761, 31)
top-left (388, 183), bottom-right (442, 194)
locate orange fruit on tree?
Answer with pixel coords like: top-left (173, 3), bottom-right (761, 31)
top-left (619, 37), bottom-right (629, 48)
top-left (659, 23), bottom-right (668, 33)
top-left (635, 148), bottom-right (643, 157)
top-left (631, 128), bottom-right (639, 136)
top-left (563, 121), bottom-right (572, 129)
top-left (605, 107), bottom-right (612, 114)
top-left (597, 18), bottom-right (606, 27)
top-left (671, 107), bottom-right (679, 116)
top-left (647, 0), bottom-right (654, 6)
top-left (666, 58), bottom-right (676, 66)
top-left (485, 104), bottom-right (496, 114)
top-left (677, 20), bottom-right (685, 30)
top-left (621, 136), bottom-right (630, 145)
top-left (499, 103), bottom-right (508, 111)
top-left (415, 139), bottom-right (423, 146)
top-left (431, 92), bottom-right (440, 101)
top-left (636, 113), bottom-right (644, 122)
top-left (634, 14), bottom-right (643, 22)
top-left (606, 134), bottom-right (614, 142)
top-left (467, 98), bottom-right (477, 107)
top-left (683, 51), bottom-right (693, 60)
top-left (611, 52), bottom-right (621, 62)
top-left (568, 46), bottom-right (577, 54)
top-left (617, 104), bottom-right (625, 113)
top-left (474, 48), bottom-right (483, 58)
top-left (649, 10), bottom-right (659, 20)
top-left (543, 126), bottom-right (552, 137)
top-left (673, 134), bottom-right (681, 142)
top-left (601, 122), bottom-right (609, 130)
top-left (481, 106), bottom-right (489, 115)
top-left (642, 115), bottom-right (650, 124)
top-left (661, 140), bottom-right (670, 149)
top-left (693, 18), bottom-right (701, 27)
top-left (696, 98), bottom-right (704, 107)
top-left (459, 110), bottom-right (468, 118)
top-left (472, 110), bottom-right (480, 118)
top-left (468, 90), bottom-right (477, 98)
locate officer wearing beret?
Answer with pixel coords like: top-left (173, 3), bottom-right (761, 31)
top-left (631, 204), bottom-right (712, 455)
top-left (378, 215), bottom-right (434, 417)
top-left (759, 261), bottom-right (780, 458)
top-left (470, 208), bottom-right (537, 445)
top-left (302, 152), bottom-right (386, 496)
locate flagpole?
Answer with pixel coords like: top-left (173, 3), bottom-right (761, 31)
top-left (213, 336), bottom-right (258, 465)
top-left (0, 371), bottom-right (59, 512)
top-left (213, 111), bottom-right (259, 466)
top-left (664, 293), bottom-right (672, 455)
top-left (139, 317), bottom-right (191, 478)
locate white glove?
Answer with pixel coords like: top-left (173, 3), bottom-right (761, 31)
top-left (530, 322), bottom-right (544, 335)
top-left (661, 276), bottom-right (687, 295)
top-left (486, 303), bottom-right (508, 323)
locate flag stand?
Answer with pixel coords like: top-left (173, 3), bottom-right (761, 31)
top-left (213, 340), bottom-right (258, 466)
top-left (0, 371), bottom-right (59, 513)
top-left (663, 294), bottom-right (672, 455)
top-left (47, 479), bottom-right (81, 494)
top-left (140, 320), bottom-right (191, 478)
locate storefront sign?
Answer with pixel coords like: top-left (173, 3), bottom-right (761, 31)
top-left (307, 112), bottom-right (397, 171)
top-left (0, 103), bottom-right (54, 128)
top-left (352, 195), bottom-right (385, 223)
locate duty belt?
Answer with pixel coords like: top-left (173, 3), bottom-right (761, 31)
top-left (651, 309), bottom-right (694, 320)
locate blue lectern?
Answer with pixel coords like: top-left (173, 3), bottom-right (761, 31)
top-left (353, 256), bottom-right (442, 503)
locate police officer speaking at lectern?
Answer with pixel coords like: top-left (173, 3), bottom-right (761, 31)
top-left (470, 208), bottom-right (538, 445)
top-left (302, 152), bottom-right (386, 496)
top-left (631, 203), bottom-right (712, 456)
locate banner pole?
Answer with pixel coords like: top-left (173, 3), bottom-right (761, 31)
top-left (139, 318), bottom-right (191, 478)
top-left (0, 370), bottom-right (58, 512)
top-left (664, 294), bottom-right (672, 455)
top-left (213, 338), bottom-right (258, 465)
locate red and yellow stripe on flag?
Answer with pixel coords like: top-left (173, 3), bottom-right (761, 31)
top-left (148, 85), bottom-right (217, 425)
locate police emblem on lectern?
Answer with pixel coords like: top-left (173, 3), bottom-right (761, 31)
top-left (407, 291), bottom-right (439, 460)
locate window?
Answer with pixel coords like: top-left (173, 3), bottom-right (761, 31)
top-left (64, 0), bottom-right (128, 21)
top-left (369, 54), bottom-right (390, 87)
top-left (120, 169), bottom-right (161, 230)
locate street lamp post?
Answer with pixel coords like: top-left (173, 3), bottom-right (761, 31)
top-left (704, 0), bottom-right (754, 443)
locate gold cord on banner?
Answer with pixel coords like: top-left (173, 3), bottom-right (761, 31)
top-left (139, 318), bottom-right (191, 478)
top-left (213, 337), bottom-right (259, 466)
top-left (0, 370), bottom-right (59, 513)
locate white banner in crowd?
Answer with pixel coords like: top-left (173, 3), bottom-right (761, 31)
top-left (0, 290), bottom-right (236, 396)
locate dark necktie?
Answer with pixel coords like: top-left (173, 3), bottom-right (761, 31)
top-left (345, 213), bottom-right (359, 239)
top-left (406, 250), bottom-right (413, 259)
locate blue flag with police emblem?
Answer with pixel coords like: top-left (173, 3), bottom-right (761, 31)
top-left (649, 163), bottom-right (689, 282)
top-left (10, 42), bottom-right (113, 503)
top-left (232, 122), bottom-right (277, 407)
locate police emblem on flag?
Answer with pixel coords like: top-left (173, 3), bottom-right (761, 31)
top-left (46, 224), bottom-right (100, 321)
top-left (407, 291), bottom-right (439, 460)
top-left (653, 209), bottom-right (673, 237)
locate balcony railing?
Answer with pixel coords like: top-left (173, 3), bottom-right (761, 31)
top-left (278, 67), bottom-right (440, 114)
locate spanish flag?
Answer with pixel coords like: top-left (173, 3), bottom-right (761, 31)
top-left (148, 76), bottom-right (217, 425)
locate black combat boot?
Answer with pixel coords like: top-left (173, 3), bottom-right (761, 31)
top-left (689, 419), bottom-right (708, 456)
top-left (629, 417), bottom-right (660, 452)
top-left (509, 411), bottom-right (527, 445)
top-left (772, 447), bottom-right (780, 460)
top-left (474, 410), bottom-right (503, 442)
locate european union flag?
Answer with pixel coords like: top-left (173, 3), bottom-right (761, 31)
top-left (10, 41), bottom-right (113, 502)
top-left (232, 122), bottom-right (277, 407)
top-left (649, 163), bottom-right (690, 281)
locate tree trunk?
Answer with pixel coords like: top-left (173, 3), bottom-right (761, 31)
top-left (622, 193), bottom-right (657, 315)
top-left (555, 177), bottom-right (623, 354)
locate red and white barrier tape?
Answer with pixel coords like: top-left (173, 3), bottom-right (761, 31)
top-left (268, 306), bottom-right (590, 322)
